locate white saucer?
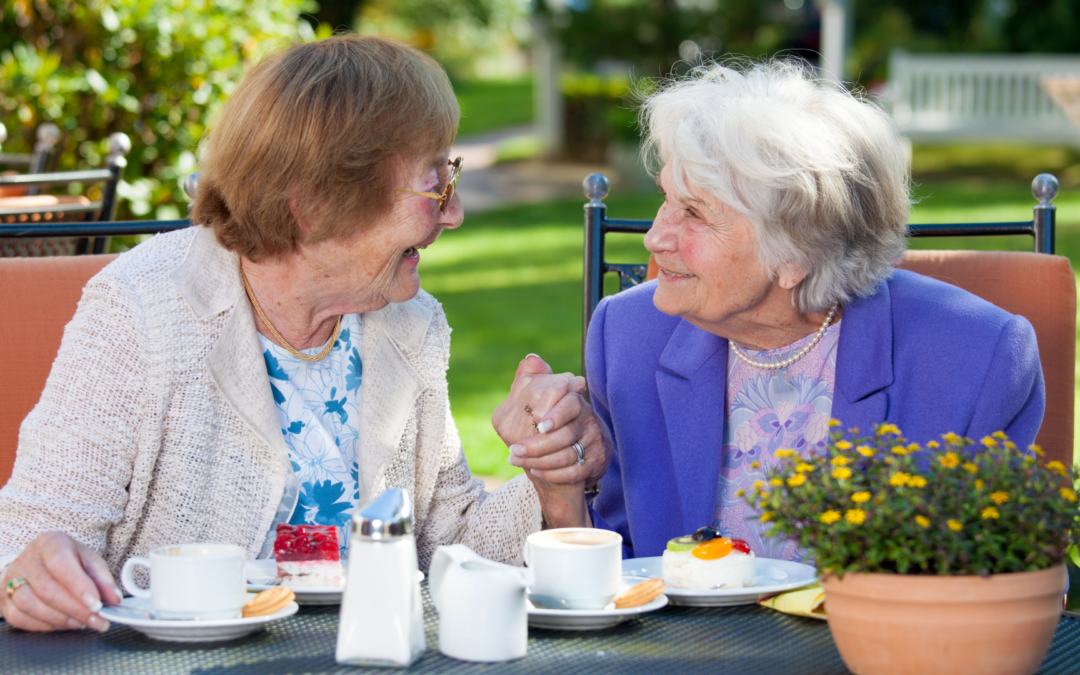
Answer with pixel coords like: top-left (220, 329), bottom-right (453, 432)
top-left (99, 593), bottom-right (298, 643)
top-left (621, 556), bottom-right (818, 607)
top-left (527, 576), bottom-right (668, 631)
top-left (246, 559), bottom-right (425, 605)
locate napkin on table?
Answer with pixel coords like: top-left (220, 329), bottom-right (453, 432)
top-left (758, 582), bottom-right (826, 620)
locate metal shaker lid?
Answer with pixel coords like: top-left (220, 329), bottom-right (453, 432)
top-left (353, 488), bottom-right (413, 540)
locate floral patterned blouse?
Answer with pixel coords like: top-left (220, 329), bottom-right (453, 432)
top-left (711, 321), bottom-right (842, 561)
top-left (259, 313), bottom-right (363, 557)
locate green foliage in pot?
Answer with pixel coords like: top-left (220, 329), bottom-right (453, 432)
top-left (751, 422), bottom-right (1080, 577)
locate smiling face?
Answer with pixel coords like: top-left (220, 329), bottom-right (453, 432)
top-left (645, 164), bottom-right (806, 344)
top-left (301, 151), bottom-right (463, 311)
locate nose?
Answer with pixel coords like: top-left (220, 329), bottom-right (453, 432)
top-left (644, 201), bottom-right (677, 254)
top-left (440, 192), bottom-right (463, 230)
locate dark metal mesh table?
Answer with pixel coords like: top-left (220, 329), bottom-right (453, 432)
top-left (4, 587), bottom-right (1080, 675)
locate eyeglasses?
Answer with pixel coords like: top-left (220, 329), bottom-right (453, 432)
top-left (396, 156), bottom-right (463, 213)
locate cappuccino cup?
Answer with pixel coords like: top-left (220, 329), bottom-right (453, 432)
top-left (523, 528), bottom-right (622, 610)
top-left (120, 543), bottom-right (247, 620)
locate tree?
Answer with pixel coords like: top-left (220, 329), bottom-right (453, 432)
top-left (0, 0), bottom-right (315, 219)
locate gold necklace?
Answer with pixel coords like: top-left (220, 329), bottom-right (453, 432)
top-left (239, 261), bottom-right (342, 363)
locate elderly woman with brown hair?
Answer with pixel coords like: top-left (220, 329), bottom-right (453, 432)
top-left (0, 35), bottom-right (611, 633)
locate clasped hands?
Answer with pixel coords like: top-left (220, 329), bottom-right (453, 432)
top-left (491, 354), bottom-right (612, 530)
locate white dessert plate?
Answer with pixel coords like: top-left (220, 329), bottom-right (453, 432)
top-left (621, 556), bottom-right (817, 607)
top-left (99, 592), bottom-right (298, 643)
top-left (527, 576), bottom-right (668, 631)
top-left (246, 560), bottom-right (425, 605)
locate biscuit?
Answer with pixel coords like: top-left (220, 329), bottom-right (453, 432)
top-left (243, 587), bottom-right (295, 618)
top-left (614, 578), bottom-right (665, 609)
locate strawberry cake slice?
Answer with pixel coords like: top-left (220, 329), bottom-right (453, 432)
top-left (273, 524), bottom-right (346, 587)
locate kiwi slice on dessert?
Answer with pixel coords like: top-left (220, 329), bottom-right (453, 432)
top-left (666, 535), bottom-right (699, 552)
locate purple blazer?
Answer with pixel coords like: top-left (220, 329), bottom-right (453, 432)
top-left (585, 271), bottom-right (1045, 559)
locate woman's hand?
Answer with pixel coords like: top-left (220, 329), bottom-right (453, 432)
top-left (1, 532), bottom-right (120, 632)
top-left (492, 355), bottom-right (614, 527)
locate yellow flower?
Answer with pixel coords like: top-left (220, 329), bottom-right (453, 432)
top-left (990, 491), bottom-right (1009, 505)
top-left (891, 445), bottom-right (908, 456)
top-left (889, 472), bottom-right (911, 487)
top-left (1030, 444), bottom-right (1044, 457)
top-left (832, 467), bottom-right (853, 480)
top-left (975, 479), bottom-right (985, 490)
top-left (981, 436), bottom-right (998, 449)
top-left (770, 478), bottom-right (783, 487)
top-left (981, 506), bottom-right (1000, 520)
top-left (1046, 461), bottom-right (1067, 476)
top-left (1004, 441), bottom-right (1016, 450)
top-left (878, 423), bottom-right (901, 436)
top-left (926, 440), bottom-right (940, 449)
top-left (845, 509), bottom-right (866, 525)
top-left (1061, 488), bottom-right (1078, 503)
top-left (735, 489), bottom-right (745, 497)
top-left (750, 461), bottom-right (760, 469)
top-left (795, 463), bottom-right (815, 473)
top-left (753, 480), bottom-right (764, 490)
top-left (835, 440), bottom-right (853, 451)
top-left (939, 452), bottom-right (960, 469)
top-left (851, 491), bottom-right (871, 503)
top-left (775, 449), bottom-right (796, 458)
top-left (915, 515), bottom-right (930, 528)
top-left (992, 431), bottom-right (1008, 440)
top-left (943, 432), bottom-right (961, 444)
top-left (787, 474), bottom-right (807, 487)
top-left (947, 519), bottom-right (962, 532)
top-left (828, 419), bottom-right (842, 428)
top-left (907, 442), bottom-right (920, 452)
top-left (760, 511), bottom-right (772, 523)
top-left (820, 510), bottom-right (841, 524)
top-left (856, 445), bottom-right (875, 457)
top-left (831, 456), bottom-right (851, 466)
top-left (908, 475), bottom-right (927, 488)
top-left (962, 462), bottom-right (978, 474)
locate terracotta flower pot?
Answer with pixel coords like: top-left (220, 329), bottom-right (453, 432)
top-left (822, 565), bottom-right (1066, 675)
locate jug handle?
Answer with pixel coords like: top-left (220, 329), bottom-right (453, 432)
top-left (428, 544), bottom-right (477, 614)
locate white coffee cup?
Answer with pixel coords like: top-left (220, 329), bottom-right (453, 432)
top-left (120, 543), bottom-right (247, 620)
top-left (523, 528), bottom-right (622, 610)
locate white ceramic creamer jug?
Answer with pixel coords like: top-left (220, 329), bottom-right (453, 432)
top-left (336, 489), bottom-right (425, 668)
top-left (428, 544), bottom-right (535, 663)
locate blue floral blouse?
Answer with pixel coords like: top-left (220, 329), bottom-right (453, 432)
top-left (259, 313), bottom-right (363, 557)
top-left (711, 322), bottom-right (841, 562)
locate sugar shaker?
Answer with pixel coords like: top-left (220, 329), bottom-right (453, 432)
top-left (336, 488), bottom-right (426, 667)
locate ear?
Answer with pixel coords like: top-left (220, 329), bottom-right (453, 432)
top-left (776, 262), bottom-right (809, 290)
top-left (288, 196), bottom-right (313, 236)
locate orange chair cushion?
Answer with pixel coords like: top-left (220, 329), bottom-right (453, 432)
top-left (0, 254), bottom-right (116, 485)
top-left (644, 250), bottom-right (1076, 465)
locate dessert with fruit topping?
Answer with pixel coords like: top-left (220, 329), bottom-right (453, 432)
top-left (661, 526), bottom-right (756, 590)
top-left (273, 524), bottom-right (346, 587)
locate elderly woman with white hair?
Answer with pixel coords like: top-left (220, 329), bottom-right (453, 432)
top-left (582, 60), bottom-right (1044, 560)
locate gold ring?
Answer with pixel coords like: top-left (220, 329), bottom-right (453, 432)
top-left (6, 577), bottom-right (28, 598)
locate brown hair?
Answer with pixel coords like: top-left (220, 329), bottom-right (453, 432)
top-left (192, 35), bottom-right (459, 261)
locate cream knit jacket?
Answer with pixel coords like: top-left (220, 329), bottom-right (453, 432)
top-left (0, 227), bottom-right (541, 577)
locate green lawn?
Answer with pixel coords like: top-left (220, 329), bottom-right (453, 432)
top-left (422, 176), bottom-right (1080, 480)
top-left (454, 80), bottom-right (533, 139)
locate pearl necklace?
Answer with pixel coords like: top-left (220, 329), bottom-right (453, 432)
top-left (728, 305), bottom-right (839, 371)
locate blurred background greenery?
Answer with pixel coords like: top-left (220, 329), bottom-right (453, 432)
top-left (4, 0), bottom-right (1080, 480)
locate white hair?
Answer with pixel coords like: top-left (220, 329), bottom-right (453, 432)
top-left (640, 58), bottom-right (911, 314)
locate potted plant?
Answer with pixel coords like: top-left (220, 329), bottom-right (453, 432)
top-left (752, 422), bottom-right (1080, 675)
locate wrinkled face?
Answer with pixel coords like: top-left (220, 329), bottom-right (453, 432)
top-left (644, 164), bottom-right (775, 333)
top-left (306, 151), bottom-right (463, 310)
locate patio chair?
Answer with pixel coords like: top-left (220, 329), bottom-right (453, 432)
top-left (580, 173), bottom-right (1076, 467)
top-left (0, 174), bottom-right (197, 485)
top-left (0, 122), bottom-right (61, 196)
top-left (0, 132), bottom-right (130, 256)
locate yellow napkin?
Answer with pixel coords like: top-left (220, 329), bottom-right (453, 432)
top-left (758, 582), bottom-right (826, 620)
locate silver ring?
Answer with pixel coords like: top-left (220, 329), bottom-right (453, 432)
top-left (572, 441), bottom-right (585, 466)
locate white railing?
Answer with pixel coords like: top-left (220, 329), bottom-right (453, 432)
top-left (887, 50), bottom-right (1080, 146)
